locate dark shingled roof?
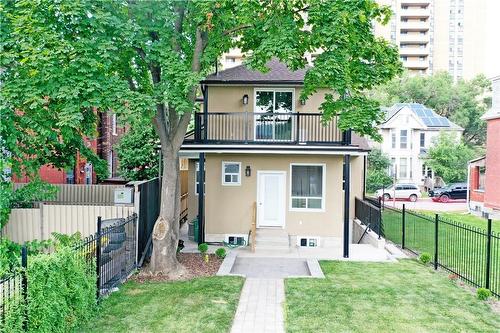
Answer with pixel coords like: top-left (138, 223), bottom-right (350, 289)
top-left (202, 58), bottom-right (307, 84)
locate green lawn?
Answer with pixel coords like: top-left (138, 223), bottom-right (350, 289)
top-left (78, 276), bottom-right (244, 333)
top-left (285, 260), bottom-right (500, 333)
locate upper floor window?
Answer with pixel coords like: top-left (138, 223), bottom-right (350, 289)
top-left (420, 132), bottom-right (425, 147)
top-left (290, 164), bottom-right (325, 211)
top-left (400, 130), bottom-right (408, 149)
top-left (255, 89), bottom-right (294, 141)
top-left (391, 131), bottom-right (396, 149)
top-left (222, 161), bottom-right (241, 186)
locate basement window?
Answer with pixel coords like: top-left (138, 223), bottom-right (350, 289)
top-left (222, 161), bottom-right (241, 186)
top-left (298, 237), bottom-right (320, 248)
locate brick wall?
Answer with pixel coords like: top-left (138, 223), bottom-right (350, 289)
top-left (484, 118), bottom-right (500, 210)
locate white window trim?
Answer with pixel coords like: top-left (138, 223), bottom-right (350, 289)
top-left (289, 163), bottom-right (326, 212)
top-left (253, 88), bottom-right (295, 142)
top-left (221, 161), bottom-right (241, 186)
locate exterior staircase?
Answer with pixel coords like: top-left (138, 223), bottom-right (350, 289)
top-left (255, 228), bottom-right (290, 251)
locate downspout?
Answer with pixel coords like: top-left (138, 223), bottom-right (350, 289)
top-left (197, 153), bottom-right (205, 244)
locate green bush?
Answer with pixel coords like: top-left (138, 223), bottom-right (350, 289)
top-left (477, 288), bottom-right (491, 301)
top-left (198, 243), bottom-right (208, 254)
top-left (26, 247), bottom-right (97, 332)
top-left (215, 248), bottom-right (226, 259)
top-left (419, 253), bottom-right (432, 265)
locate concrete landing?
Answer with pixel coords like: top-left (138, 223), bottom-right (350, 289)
top-left (230, 257), bottom-right (310, 278)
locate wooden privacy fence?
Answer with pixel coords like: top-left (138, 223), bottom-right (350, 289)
top-left (2, 203), bottom-right (135, 243)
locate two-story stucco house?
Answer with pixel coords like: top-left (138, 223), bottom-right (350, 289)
top-left (375, 103), bottom-right (463, 188)
top-left (180, 59), bottom-right (370, 257)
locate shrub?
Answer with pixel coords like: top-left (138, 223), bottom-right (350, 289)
top-left (26, 247), bottom-right (97, 332)
top-left (215, 248), bottom-right (226, 259)
top-left (198, 243), bottom-right (208, 254)
top-left (477, 288), bottom-right (491, 301)
top-left (419, 253), bottom-right (431, 265)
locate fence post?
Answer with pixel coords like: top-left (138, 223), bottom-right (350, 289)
top-left (21, 245), bottom-right (28, 331)
top-left (434, 214), bottom-right (439, 270)
top-left (402, 204), bottom-right (406, 249)
top-left (485, 218), bottom-right (492, 290)
top-left (378, 197), bottom-right (382, 239)
top-left (96, 216), bottom-right (102, 300)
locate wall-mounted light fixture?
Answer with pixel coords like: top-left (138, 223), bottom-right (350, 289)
top-left (242, 94), bottom-right (249, 105)
top-left (300, 98), bottom-right (306, 106)
top-left (245, 165), bottom-right (251, 177)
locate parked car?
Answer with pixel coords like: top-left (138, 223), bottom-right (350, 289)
top-left (376, 184), bottom-right (422, 202)
top-left (429, 183), bottom-right (468, 202)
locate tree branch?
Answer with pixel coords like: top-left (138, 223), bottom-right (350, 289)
top-left (171, 2), bottom-right (185, 52)
top-left (222, 24), bottom-right (252, 36)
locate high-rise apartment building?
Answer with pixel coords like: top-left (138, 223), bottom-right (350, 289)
top-left (375, 0), bottom-right (493, 80)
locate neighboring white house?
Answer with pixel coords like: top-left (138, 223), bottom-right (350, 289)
top-left (374, 103), bottom-right (463, 188)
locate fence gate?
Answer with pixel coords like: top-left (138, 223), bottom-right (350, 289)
top-left (137, 178), bottom-right (160, 266)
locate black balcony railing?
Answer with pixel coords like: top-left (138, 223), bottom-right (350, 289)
top-left (187, 112), bottom-right (348, 145)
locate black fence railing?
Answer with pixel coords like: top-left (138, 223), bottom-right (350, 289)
top-left (0, 213), bottom-right (138, 329)
top-left (377, 203), bottom-right (500, 298)
top-left (354, 197), bottom-right (382, 241)
top-left (189, 112), bottom-right (346, 145)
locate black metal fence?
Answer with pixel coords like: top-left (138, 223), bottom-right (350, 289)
top-left (376, 202), bottom-right (500, 298)
top-left (354, 197), bottom-right (382, 241)
top-left (0, 213), bottom-right (138, 329)
top-left (137, 178), bottom-right (160, 266)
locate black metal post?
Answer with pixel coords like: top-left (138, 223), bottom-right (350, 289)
top-left (402, 204), bottom-right (406, 249)
top-left (21, 245), bottom-right (28, 331)
top-left (198, 153), bottom-right (205, 244)
top-left (485, 218), bottom-right (492, 290)
top-left (96, 216), bottom-right (102, 299)
top-left (434, 213), bottom-right (439, 270)
top-left (295, 114), bottom-right (300, 144)
top-left (377, 197), bottom-right (382, 239)
top-left (343, 155), bottom-right (351, 258)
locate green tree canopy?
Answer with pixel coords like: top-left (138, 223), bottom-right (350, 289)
top-left (1, 0), bottom-right (402, 275)
top-left (426, 132), bottom-right (476, 184)
top-left (371, 72), bottom-right (491, 145)
top-left (366, 148), bottom-right (392, 193)
top-left (116, 120), bottom-right (159, 181)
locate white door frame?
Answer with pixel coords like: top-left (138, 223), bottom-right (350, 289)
top-left (256, 171), bottom-right (286, 228)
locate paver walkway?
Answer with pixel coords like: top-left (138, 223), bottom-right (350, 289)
top-left (230, 278), bottom-right (285, 333)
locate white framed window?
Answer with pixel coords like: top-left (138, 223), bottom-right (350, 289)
top-left (391, 131), bottom-right (396, 149)
top-left (297, 236), bottom-right (320, 247)
top-left (254, 88), bottom-right (295, 141)
top-left (195, 162), bottom-right (205, 196)
top-left (400, 130), bottom-right (408, 149)
top-left (400, 157), bottom-right (408, 178)
top-left (290, 163), bottom-right (325, 211)
top-left (112, 114), bottom-right (117, 135)
top-left (222, 161), bottom-right (241, 186)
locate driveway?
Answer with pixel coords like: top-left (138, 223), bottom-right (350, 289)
top-left (383, 198), bottom-right (467, 212)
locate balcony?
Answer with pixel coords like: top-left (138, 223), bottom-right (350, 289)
top-left (186, 112), bottom-right (347, 145)
top-left (399, 33), bottom-right (430, 43)
top-left (400, 8), bottom-right (430, 18)
top-left (403, 59), bottom-right (429, 69)
top-left (399, 46), bottom-right (429, 56)
top-left (400, 21), bottom-right (429, 31)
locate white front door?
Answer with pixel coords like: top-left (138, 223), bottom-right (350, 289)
top-left (257, 171), bottom-right (286, 228)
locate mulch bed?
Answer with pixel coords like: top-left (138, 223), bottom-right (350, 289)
top-left (133, 253), bottom-right (224, 283)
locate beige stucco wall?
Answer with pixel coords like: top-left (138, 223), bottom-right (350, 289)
top-left (207, 86), bottom-right (328, 114)
top-left (350, 155), bottom-right (365, 218)
top-left (203, 153), bottom-right (350, 239)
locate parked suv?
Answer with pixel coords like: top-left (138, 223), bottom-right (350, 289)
top-left (376, 184), bottom-right (422, 202)
top-left (429, 183), bottom-right (468, 202)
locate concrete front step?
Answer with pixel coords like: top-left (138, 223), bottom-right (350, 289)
top-left (255, 228), bottom-right (290, 251)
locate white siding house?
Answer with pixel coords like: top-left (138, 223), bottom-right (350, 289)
top-left (374, 103), bottom-right (463, 188)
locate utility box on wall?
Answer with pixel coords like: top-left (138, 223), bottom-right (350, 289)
top-left (114, 187), bottom-right (134, 204)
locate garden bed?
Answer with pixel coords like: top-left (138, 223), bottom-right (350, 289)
top-left (134, 253), bottom-right (223, 282)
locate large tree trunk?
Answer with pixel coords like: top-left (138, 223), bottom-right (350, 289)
top-left (150, 144), bottom-right (185, 277)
